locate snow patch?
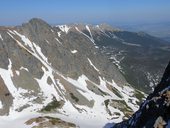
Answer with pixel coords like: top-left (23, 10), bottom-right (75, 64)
top-left (0, 34), bottom-right (3, 41)
top-left (20, 67), bottom-right (29, 72)
top-left (75, 27), bottom-right (95, 45)
top-left (123, 86), bottom-right (134, 96)
top-left (57, 31), bottom-right (61, 37)
top-left (96, 25), bottom-right (110, 38)
top-left (8, 59), bottom-right (14, 77)
top-left (15, 70), bottom-right (20, 76)
top-left (95, 46), bottom-right (99, 49)
top-left (13, 31), bottom-right (34, 49)
top-left (60, 75), bottom-right (124, 127)
top-left (109, 80), bottom-right (139, 111)
top-left (55, 38), bottom-right (62, 44)
top-left (110, 51), bottom-right (125, 73)
top-left (122, 42), bottom-right (141, 47)
top-left (45, 40), bottom-right (50, 44)
top-left (146, 72), bottom-right (159, 90)
top-left (66, 75), bottom-right (89, 92)
top-left (0, 112), bottom-right (40, 128)
top-left (57, 25), bottom-right (70, 33)
top-left (7, 32), bottom-right (14, 39)
top-left (8, 30), bottom-right (16, 35)
top-left (35, 66), bottom-right (61, 104)
top-left (86, 25), bottom-right (94, 42)
top-left (87, 58), bottom-right (100, 72)
top-left (0, 59), bottom-right (42, 115)
top-left (32, 43), bottom-right (48, 63)
top-left (51, 29), bottom-right (54, 33)
top-left (71, 50), bottom-right (77, 54)
top-left (0, 101), bottom-right (3, 109)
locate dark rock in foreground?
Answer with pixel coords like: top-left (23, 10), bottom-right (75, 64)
top-left (113, 61), bottom-right (170, 128)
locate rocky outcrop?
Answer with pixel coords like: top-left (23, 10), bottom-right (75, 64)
top-left (25, 116), bottom-right (77, 128)
top-left (113, 61), bottom-right (170, 128)
top-left (0, 76), bottom-right (13, 115)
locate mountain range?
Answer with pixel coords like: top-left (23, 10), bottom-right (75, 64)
top-left (118, 22), bottom-right (170, 42)
top-left (0, 18), bottom-right (170, 128)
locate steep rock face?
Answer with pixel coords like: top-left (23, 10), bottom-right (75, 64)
top-left (0, 18), bottom-right (144, 128)
top-left (113, 61), bottom-right (170, 128)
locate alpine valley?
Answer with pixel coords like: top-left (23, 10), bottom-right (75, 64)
top-left (0, 18), bottom-right (170, 128)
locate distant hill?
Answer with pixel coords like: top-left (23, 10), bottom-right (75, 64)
top-left (117, 22), bottom-right (170, 42)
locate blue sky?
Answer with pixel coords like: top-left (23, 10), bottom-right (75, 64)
top-left (0, 0), bottom-right (170, 25)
